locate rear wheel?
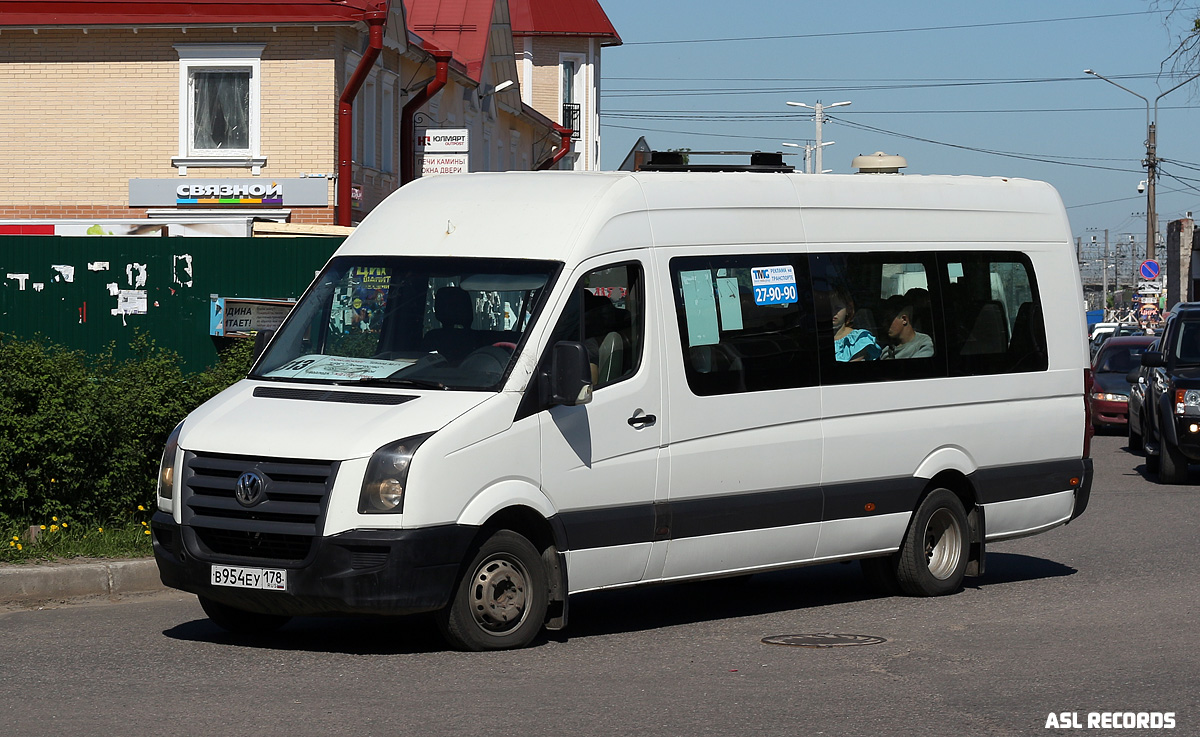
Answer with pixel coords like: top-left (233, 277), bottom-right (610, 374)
top-left (199, 596), bottom-right (291, 634)
top-left (437, 530), bottom-right (548, 651)
top-left (896, 489), bottom-right (970, 596)
top-left (1159, 438), bottom-right (1190, 484)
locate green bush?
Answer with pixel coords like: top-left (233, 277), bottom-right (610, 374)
top-left (0, 332), bottom-right (253, 529)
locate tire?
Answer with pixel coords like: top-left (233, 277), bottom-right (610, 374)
top-left (1128, 417), bottom-right (1144, 454)
top-left (860, 555), bottom-right (902, 596)
top-left (1159, 438), bottom-right (1190, 484)
top-left (896, 489), bottom-right (970, 597)
top-left (437, 530), bottom-right (549, 651)
top-left (199, 596), bottom-right (291, 634)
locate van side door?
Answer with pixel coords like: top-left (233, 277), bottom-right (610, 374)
top-left (538, 255), bottom-right (665, 590)
top-left (656, 250), bottom-right (824, 579)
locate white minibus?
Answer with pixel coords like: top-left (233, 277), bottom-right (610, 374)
top-left (153, 165), bottom-right (1093, 650)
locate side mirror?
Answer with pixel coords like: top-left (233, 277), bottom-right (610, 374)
top-left (252, 329), bottom-right (276, 360)
top-left (1141, 351), bottom-right (1165, 368)
top-left (1125, 369), bottom-right (1141, 384)
top-left (549, 341), bottom-right (593, 406)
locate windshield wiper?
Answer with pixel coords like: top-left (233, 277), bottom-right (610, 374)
top-left (335, 376), bottom-right (447, 390)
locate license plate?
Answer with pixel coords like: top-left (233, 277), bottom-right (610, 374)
top-left (210, 564), bottom-right (287, 591)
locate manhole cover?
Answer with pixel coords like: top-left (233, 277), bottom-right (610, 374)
top-left (761, 633), bottom-right (888, 648)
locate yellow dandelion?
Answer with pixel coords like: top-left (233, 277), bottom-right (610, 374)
top-left (50, 525), bottom-right (58, 532)
top-left (11, 536), bottom-right (17, 541)
top-left (16, 544), bottom-right (22, 551)
top-left (8, 541), bottom-right (13, 547)
top-left (98, 527), bottom-right (103, 533)
top-left (138, 505), bottom-right (145, 512)
top-left (39, 525), bottom-right (46, 530)
top-left (52, 516), bottom-right (58, 522)
top-left (143, 530), bottom-right (151, 535)
top-left (141, 521), bottom-right (148, 527)
top-left (61, 523), bottom-right (68, 529)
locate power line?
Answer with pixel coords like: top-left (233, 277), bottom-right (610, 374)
top-left (621, 10), bottom-right (1166, 46)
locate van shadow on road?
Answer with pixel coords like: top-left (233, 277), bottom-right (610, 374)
top-left (160, 552), bottom-right (1073, 654)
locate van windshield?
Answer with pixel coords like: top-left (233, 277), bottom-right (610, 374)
top-left (251, 256), bottom-right (560, 390)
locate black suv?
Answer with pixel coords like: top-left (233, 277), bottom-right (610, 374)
top-left (1130, 301), bottom-right (1200, 483)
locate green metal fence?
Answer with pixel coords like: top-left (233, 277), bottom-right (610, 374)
top-left (0, 236), bottom-right (343, 372)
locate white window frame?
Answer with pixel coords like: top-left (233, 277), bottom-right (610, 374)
top-left (382, 73), bottom-right (397, 174)
top-left (363, 75), bottom-right (377, 170)
top-left (173, 44), bottom-right (265, 173)
top-left (558, 53), bottom-right (587, 171)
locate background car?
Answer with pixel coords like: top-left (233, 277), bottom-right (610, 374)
top-left (1126, 338), bottom-right (1159, 452)
top-left (1090, 322), bottom-right (1143, 360)
top-left (1090, 335), bottom-right (1156, 430)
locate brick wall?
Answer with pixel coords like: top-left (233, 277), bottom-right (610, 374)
top-left (0, 27), bottom-right (341, 218)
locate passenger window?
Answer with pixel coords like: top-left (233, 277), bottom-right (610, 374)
top-left (812, 253), bottom-right (941, 383)
top-left (548, 263), bottom-right (644, 389)
top-left (941, 253), bottom-right (1046, 375)
top-left (669, 255), bottom-right (818, 395)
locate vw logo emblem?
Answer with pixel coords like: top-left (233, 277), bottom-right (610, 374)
top-left (235, 471), bottom-right (266, 507)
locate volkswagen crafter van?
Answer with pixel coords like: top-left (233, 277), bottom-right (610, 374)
top-left (153, 166), bottom-right (1093, 650)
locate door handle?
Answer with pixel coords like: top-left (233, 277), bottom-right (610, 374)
top-left (627, 413), bottom-right (657, 428)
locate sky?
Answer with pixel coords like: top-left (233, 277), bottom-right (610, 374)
top-left (595, 0), bottom-right (1200, 268)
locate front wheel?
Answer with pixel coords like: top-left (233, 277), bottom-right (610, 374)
top-left (199, 596), bottom-right (291, 634)
top-left (896, 489), bottom-right (970, 596)
top-left (437, 530), bottom-right (549, 651)
top-left (1159, 438), bottom-right (1190, 484)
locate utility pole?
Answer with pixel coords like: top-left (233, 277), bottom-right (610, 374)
top-left (785, 100), bottom-right (851, 173)
top-left (1084, 68), bottom-right (1200, 261)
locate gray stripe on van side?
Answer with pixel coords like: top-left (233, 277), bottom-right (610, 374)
top-left (555, 457), bottom-right (1086, 551)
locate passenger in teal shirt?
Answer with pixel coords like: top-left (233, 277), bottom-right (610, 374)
top-left (831, 289), bottom-right (881, 361)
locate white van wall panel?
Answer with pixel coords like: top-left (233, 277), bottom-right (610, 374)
top-left (790, 176), bottom-right (1070, 246)
top-left (568, 544), bottom-right (654, 592)
top-left (983, 489), bottom-right (1075, 541)
top-left (813, 513), bottom-right (910, 559)
top-left (400, 393), bottom-right (540, 529)
top-left (660, 522), bottom-right (821, 580)
top-left (819, 383), bottom-right (1082, 487)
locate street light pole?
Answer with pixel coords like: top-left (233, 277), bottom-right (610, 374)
top-left (782, 140), bottom-right (834, 174)
top-left (1084, 69), bottom-right (1200, 261)
top-left (785, 100), bottom-right (850, 173)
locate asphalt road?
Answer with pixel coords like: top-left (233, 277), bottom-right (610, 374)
top-left (2, 432), bottom-right (1196, 737)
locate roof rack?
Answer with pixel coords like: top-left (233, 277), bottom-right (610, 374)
top-left (639, 150), bottom-right (794, 173)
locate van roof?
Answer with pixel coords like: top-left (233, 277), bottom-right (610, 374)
top-left (340, 171), bottom-right (1071, 263)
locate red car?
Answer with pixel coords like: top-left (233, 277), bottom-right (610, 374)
top-left (1089, 335), bottom-right (1156, 429)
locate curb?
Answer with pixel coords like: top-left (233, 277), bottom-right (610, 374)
top-left (0, 558), bottom-right (164, 605)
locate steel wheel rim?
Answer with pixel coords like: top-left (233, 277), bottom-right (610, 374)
top-left (468, 555), bottom-right (530, 633)
top-left (923, 508), bottom-right (963, 580)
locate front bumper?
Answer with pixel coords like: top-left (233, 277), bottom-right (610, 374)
top-left (1091, 397), bottom-right (1129, 427)
top-left (151, 512), bottom-right (477, 617)
top-left (1171, 416), bottom-right (1200, 461)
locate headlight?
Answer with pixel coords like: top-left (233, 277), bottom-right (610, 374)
top-left (157, 421), bottom-right (184, 511)
top-left (1090, 392), bottom-right (1127, 402)
top-left (1175, 389), bottom-right (1200, 416)
top-left (358, 434), bottom-right (433, 514)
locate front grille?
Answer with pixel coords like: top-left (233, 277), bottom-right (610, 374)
top-left (181, 452), bottom-right (337, 564)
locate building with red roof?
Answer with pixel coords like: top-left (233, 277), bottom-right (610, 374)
top-left (0, 0), bottom-right (602, 231)
top-left (509, 0), bottom-right (621, 170)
